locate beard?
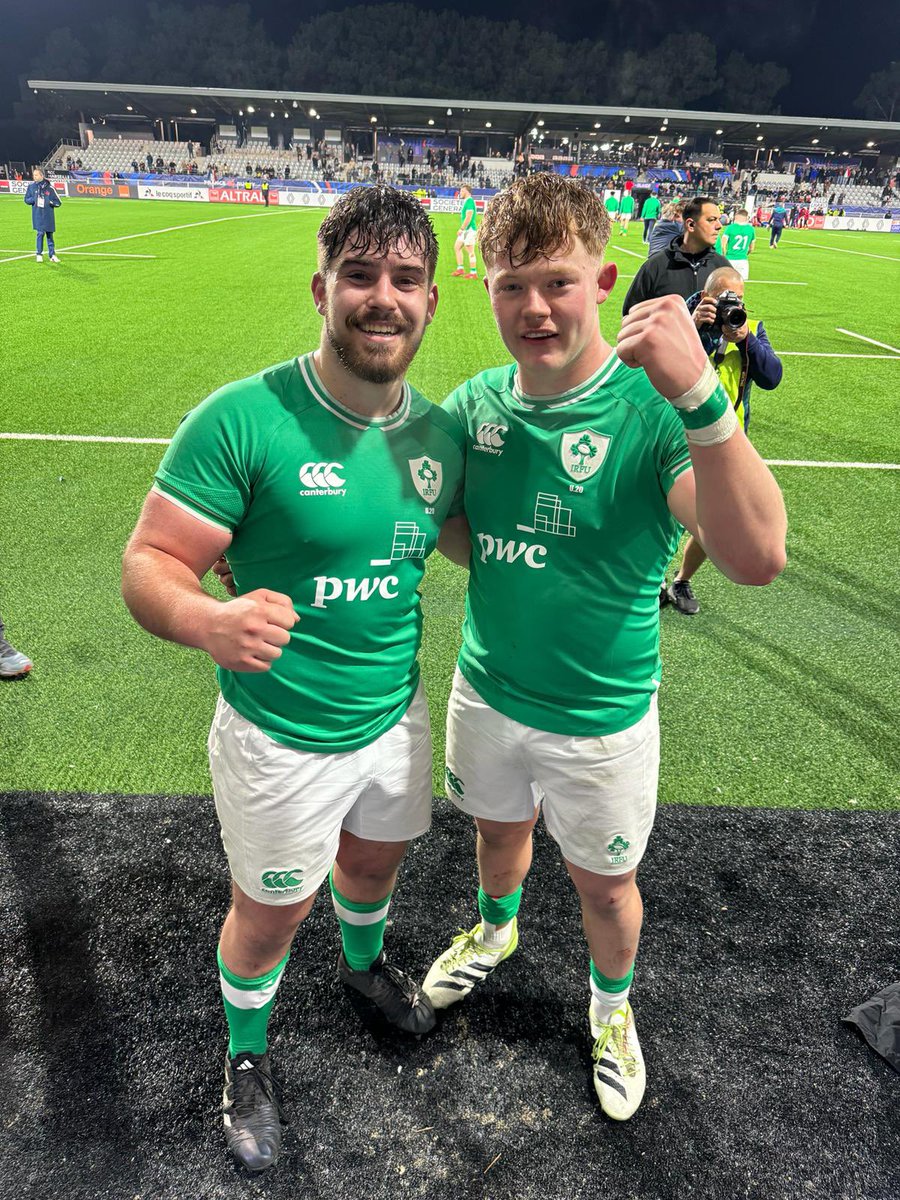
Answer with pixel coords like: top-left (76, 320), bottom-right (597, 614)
top-left (324, 305), bottom-right (425, 385)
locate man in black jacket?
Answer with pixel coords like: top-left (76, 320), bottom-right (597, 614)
top-left (622, 197), bottom-right (729, 314)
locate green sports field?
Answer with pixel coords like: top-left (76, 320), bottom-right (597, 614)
top-left (2, 195), bottom-right (898, 809)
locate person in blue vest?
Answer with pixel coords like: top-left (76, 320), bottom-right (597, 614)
top-left (24, 168), bottom-right (62, 263)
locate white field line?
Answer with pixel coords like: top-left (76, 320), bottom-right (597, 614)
top-left (796, 242), bottom-right (900, 263)
top-left (745, 280), bottom-right (808, 285)
top-left (836, 327), bottom-right (900, 355)
top-left (0, 249), bottom-right (158, 260)
top-left (765, 459), bottom-right (900, 470)
top-left (2, 430), bottom-right (899, 470)
top-left (609, 244), bottom-right (646, 259)
top-left (0, 432), bottom-right (170, 445)
top-left (777, 351), bottom-right (900, 359)
top-left (0, 211), bottom-right (280, 264)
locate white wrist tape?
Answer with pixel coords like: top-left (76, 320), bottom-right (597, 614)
top-left (668, 360), bottom-right (719, 412)
top-left (685, 403), bottom-right (740, 446)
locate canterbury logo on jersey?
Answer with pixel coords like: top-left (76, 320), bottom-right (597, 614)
top-left (299, 461), bottom-right (346, 495)
top-left (473, 423), bottom-right (507, 455)
top-left (261, 869), bottom-right (304, 891)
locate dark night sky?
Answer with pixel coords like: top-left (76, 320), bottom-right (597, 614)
top-left (2, 0), bottom-right (898, 121)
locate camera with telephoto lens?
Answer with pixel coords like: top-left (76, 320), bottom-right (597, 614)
top-left (703, 290), bottom-right (747, 338)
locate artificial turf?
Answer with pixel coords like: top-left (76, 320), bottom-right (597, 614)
top-left (2, 788), bottom-right (898, 1199)
top-left (1, 196), bottom-right (898, 806)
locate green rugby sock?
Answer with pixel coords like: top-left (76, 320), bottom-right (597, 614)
top-left (330, 869), bottom-right (392, 971)
top-left (478, 885), bottom-right (522, 926)
top-left (218, 947), bottom-right (288, 1058)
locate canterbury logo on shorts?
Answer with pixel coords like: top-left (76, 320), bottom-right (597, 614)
top-left (261, 868), bottom-right (304, 891)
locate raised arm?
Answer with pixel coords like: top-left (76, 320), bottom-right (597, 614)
top-left (617, 295), bottom-right (786, 585)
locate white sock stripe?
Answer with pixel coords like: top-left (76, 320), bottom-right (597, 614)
top-left (219, 966), bottom-right (285, 1010)
top-left (590, 977), bottom-right (631, 1006)
top-left (330, 896), bottom-right (391, 926)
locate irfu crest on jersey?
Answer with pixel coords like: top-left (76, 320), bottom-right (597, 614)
top-left (409, 456), bottom-right (443, 503)
top-left (560, 430), bottom-right (610, 481)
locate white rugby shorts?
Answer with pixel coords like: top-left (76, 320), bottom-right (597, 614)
top-left (730, 258), bottom-right (750, 281)
top-left (458, 228), bottom-right (477, 246)
top-left (445, 669), bottom-right (659, 876)
top-left (208, 682), bottom-right (432, 904)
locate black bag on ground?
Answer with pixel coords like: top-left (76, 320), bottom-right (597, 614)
top-left (844, 981), bottom-right (900, 1073)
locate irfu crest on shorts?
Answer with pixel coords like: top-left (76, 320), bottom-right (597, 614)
top-left (560, 431), bottom-right (610, 481)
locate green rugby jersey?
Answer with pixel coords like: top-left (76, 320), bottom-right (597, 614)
top-left (619, 193), bottom-right (635, 215)
top-left (443, 353), bottom-right (691, 736)
top-left (722, 223), bottom-right (755, 260)
top-left (604, 194), bottom-right (619, 214)
top-left (155, 353), bottom-right (465, 753)
top-left (461, 195), bottom-right (478, 229)
top-left (641, 195), bottom-right (661, 220)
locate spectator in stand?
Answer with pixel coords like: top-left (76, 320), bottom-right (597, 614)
top-left (769, 202), bottom-right (787, 248)
top-left (261, 178), bottom-right (270, 206)
top-left (623, 197), bottom-right (728, 314)
top-left (647, 202), bottom-right (683, 256)
top-left (131, 159), bottom-right (139, 173)
top-left (640, 191), bottom-right (661, 243)
top-left (188, 140), bottom-right (194, 159)
top-left (0, 606), bottom-right (32, 679)
top-left (24, 168), bottom-right (61, 264)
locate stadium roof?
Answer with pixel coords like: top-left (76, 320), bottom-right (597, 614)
top-left (27, 80), bottom-right (900, 156)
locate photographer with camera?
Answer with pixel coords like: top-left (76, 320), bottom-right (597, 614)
top-left (664, 266), bottom-right (783, 615)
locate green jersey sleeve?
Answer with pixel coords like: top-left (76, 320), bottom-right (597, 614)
top-left (155, 375), bottom-right (282, 531)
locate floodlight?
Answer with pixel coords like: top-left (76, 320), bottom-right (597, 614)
top-left (247, 105), bottom-right (255, 113)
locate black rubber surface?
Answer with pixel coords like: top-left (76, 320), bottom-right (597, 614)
top-left (1, 792), bottom-right (898, 1200)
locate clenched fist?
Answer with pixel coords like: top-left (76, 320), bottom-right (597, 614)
top-left (200, 588), bottom-right (298, 673)
top-left (617, 295), bottom-right (709, 401)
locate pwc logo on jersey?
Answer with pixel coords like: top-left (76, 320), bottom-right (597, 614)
top-left (299, 461), bottom-right (346, 496)
top-left (473, 423), bottom-right (507, 455)
top-left (560, 431), bottom-right (610, 481)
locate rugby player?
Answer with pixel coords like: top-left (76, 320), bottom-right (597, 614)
top-left (453, 184), bottom-right (479, 277)
top-left (122, 186), bottom-right (464, 1172)
top-left (423, 173), bottom-right (786, 1120)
